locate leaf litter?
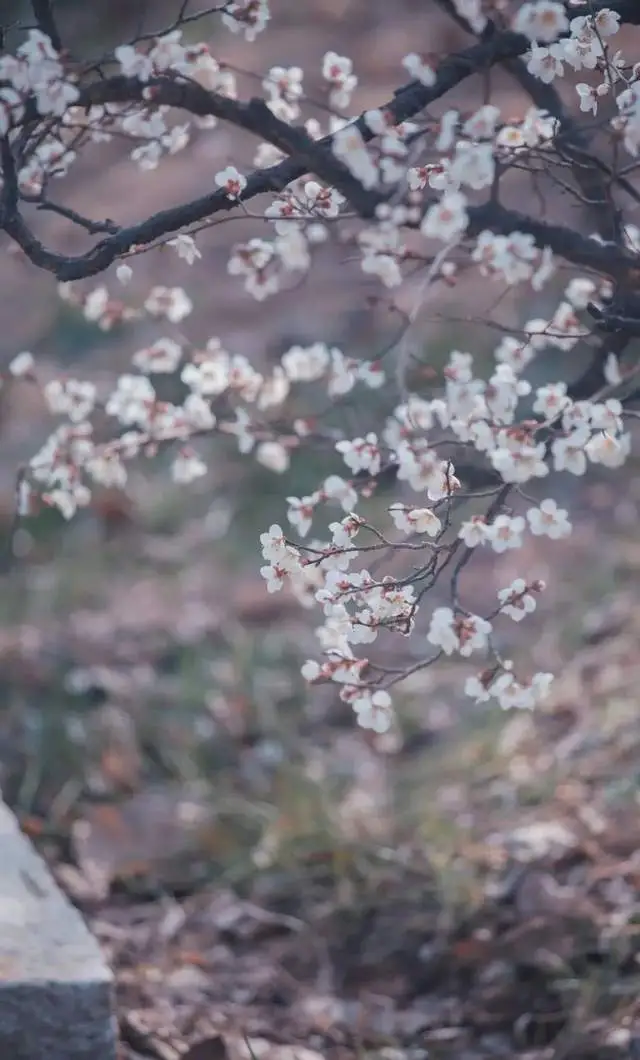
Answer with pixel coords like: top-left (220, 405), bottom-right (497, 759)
top-left (3, 512), bottom-right (640, 1060)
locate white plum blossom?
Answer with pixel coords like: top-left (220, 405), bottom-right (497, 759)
top-left (282, 342), bottom-right (330, 381)
top-left (466, 665), bottom-right (553, 710)
top-left (585, 431), bottom-right (631, 469)
top-left (491, 439), bottom-right (548, 484)
top-left (485, 514), bottom-right (525, 553)
top-left (421, 191), bottom-right (469, 241)
top-left (133, 338), bottom-right (183, 374)
top-left (452, 0), bottom-right (487, 33)
top-left (590, 399), bottom-right (623, 434)
top-left (264, 66), bottom-right (303, 110)
top-left (260, 523), bottom-right (303, 593)
top-left (258, 367), bottom-right (290, 409)
top-left (459, 516), bottom-right (488, 548)
top-left (526, 43), bottom-right (565, 83)
top-left (352, 689), bottom-right (393, 733)
top-left (427, 607), bottom-right (492, 657)
top-left (512, 2), bottom-right (569, 43)
top-left (168, 234), bottom-right (201, 264)
top-left (533, 381), bottom-right (570, 419)
top-left (184, 394), bottom-right (215, 430)
top-left (450, 142), bottom-right (495, 191)
top-left (332, 124), bottom-right (378, 189)
top-left (588, 9), bottom-right (620, 38)
top-left (322, 51), bottom-right (357, 109)
top-left (260, 523), bottom-right (289, 563)
top-left (144, 286), bottom-right (193, 322)
top-left (256, 441), bottom-right (290, 473)
top-left (87, 449), bottom-right (128, 488)
top-left (148, 30), bottom-right (186, 73)
top-left (402, 53), bottom-right (436, 86)
top-left (9, 351), bottom-right (35, 377)
top-left (106, 374), bottom-right (155, 427)
top-left (464, 673), bottom-right (495, 704)
top-left (330, 514), bottom-right (363, 549)
top-left (498, 579), bottom-right (540, 622)
top-left (499, 671), bottom-right (554, 710)
top-left (181, 353), bottom-right (227, 396)
top-left (463, 104), bottom-right (500, 140)
top-left (322, 475), bottom-right (358, 513)
top-left (286, 494), bottom-right (319, 537)
top-left (565, 277), bottom-right (597, 309)
top-left (527, 499), bottom-right (572, 539)
top-left (389, 505), bottom-right (441, 537)
top-left (44, 379), bottom-right (96, 422)
top-left (82, 286), bottom-right (109, 322)
top-left (115, 44), bottom-right (154, 81)
top-left (215, 165), bottom-right (247, 199)
top-left (552, 428), bottom-right (589, 476)
top-left (494, 336), bottom-right (535, 373)
top-left (221, 0), bottom-right (270, 41)
top-left (562, 402), bottom-right (591, 433)
top-left (335, 434), bottom-right (381, 476)
top-left (576, 82), bottom-right (606, 115)
top-left (116, 263), bottom-right (133, 284)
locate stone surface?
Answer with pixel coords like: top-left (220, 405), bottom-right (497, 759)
top-left (0, 799), bottom-right (116, 1060)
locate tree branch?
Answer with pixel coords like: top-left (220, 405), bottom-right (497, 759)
top-left (436, 0), bottom-right (623, 243)
top-left (0, 22), bottom-right (537, 275)
top-left (2, 0), bottom-right (640, 281)
top-left (85, 77), bottom-right (386, 218)
top-left (21, 193), bottom-right (120, 235)
top-left (0, 139), bottom-right (19, 222)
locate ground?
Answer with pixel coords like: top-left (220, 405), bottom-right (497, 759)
top-left (5, 485), bottom-right (640, 1060)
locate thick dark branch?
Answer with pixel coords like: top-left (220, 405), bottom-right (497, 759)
top-left (2, 3), bottom-right (640, 281)
top-left (588, 294), bottom-right (640, 337)
top-left (466, 202), bottom-right (629, 277)
top-left (0, 26), bottom-right (538, 278)
top-left (21, 193), bottom-right (120, 235)
top-left (0, 139), bottom-right (19, 221)
top-left (3, 159), bottom-right (631, 282)
top-left (86, 77), bottom-right (383, 218)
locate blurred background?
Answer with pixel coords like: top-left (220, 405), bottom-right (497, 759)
top-left (3, 2), bottom-right (640, 1057)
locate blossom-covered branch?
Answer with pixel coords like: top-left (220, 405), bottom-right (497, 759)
top-left (1, 0), bottom-right (636, 280)
top-left (1, 0), bottom-right (640, 734)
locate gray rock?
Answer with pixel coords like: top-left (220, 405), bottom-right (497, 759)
top-left (0, 799), bottom-right (116, 1060)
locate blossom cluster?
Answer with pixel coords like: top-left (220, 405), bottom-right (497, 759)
top-left (1, 2), bottom-right (637, 741)
top-left (17, 277), bottom-right (388, 518)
